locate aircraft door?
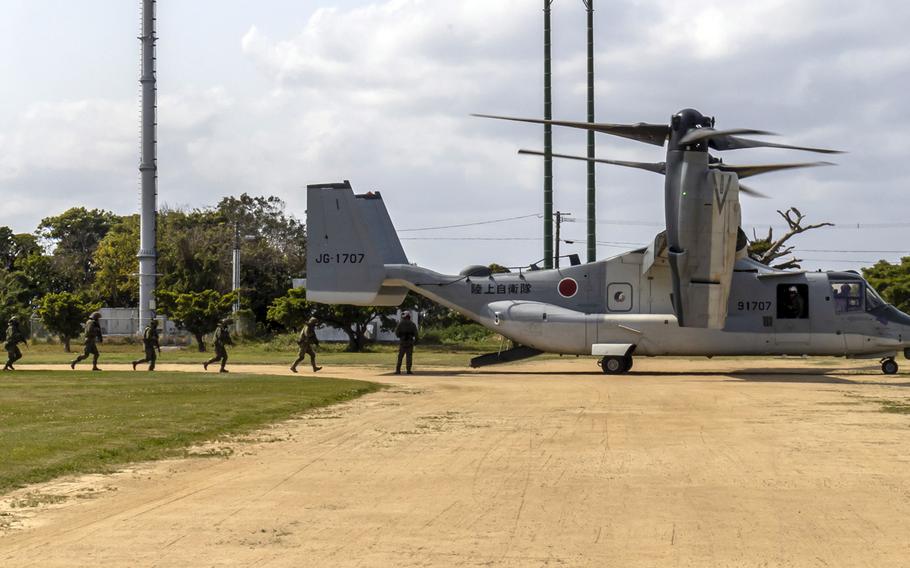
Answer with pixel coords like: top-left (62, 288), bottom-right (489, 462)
top-left (773, 283), bottom-right (811, 347)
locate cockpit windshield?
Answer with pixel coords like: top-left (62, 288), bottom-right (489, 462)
top-left (831, 281), bottom-right (863, 313)
top-left (865, 284), bottom-right (885, 311)
top-left (831, 280), bottom-right (888, 313)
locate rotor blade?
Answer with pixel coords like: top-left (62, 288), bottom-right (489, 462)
top-left (473, 113), bottom-right (670, 146)
top-left (736, 182), bottom-right (770, 199)
top-left (709, 134), bottom-right (844, 154)
top-left (711, 161), bottom-right (835, 179)
top-left (679, 128), bottom-right (777, 146)
top-left (518, 149), bottom-right (666, 174)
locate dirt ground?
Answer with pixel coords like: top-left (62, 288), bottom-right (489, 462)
top-left (2, 357), bottom-right (910, 567)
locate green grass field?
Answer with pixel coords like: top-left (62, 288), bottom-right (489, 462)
top-left (0, 370), bottom-right (380, 494)
top-left (15, 340), bottom-right (516, 367)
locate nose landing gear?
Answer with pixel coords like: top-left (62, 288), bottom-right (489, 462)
top-left (599, 355), bottom-right (633, 374)
top-left (881, 358), bottom-right (899, 375)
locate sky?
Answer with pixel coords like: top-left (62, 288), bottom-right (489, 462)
top-left (1, 0), bottom-right (909, 274)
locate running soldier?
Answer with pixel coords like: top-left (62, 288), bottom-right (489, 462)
top-left (291, 317), bottom-right (322, 373)
top-left (203, 318), bottom-right (233, 373)
top-left (70, 311), bottom-right (103, 371)
top-left (3, 316), bottom-right (26, 371)
top-left (132, 319), bottom-right (161, 371)
top-left (394, 312), bottom-right (418, 375)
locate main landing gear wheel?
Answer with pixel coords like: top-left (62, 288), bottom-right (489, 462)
top-left (881, 358), bottom-right (899, 375)
top-left (600, 356), bottom-right (633, 375)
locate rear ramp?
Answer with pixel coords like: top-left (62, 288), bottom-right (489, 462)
top-left (470, 346), bottom-right (544, 368)
top-left (306, 181), bottom-right (408, 306)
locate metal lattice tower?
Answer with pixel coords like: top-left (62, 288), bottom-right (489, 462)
top-left (138, 0), bottom-right (158, 330)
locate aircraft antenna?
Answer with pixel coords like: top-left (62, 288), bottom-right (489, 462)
top-left (138, 0), bottom-right (158, 331)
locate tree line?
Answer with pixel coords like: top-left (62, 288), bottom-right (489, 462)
top-left (2, 198), bottom-right (908, 352)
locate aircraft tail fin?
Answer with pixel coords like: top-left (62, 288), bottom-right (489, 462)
top-left (305, 181), bottom-right (409, 306)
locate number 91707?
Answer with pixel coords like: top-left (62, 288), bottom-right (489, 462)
top-left (736, 300), bottom-right (772, 311)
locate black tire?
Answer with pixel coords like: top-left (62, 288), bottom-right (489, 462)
top-left (623, 356), bottom-right (634, 372)
top-left (601, 356), bottom-right (626, 375)
top-left (882, 359), bottom-right (899, 375)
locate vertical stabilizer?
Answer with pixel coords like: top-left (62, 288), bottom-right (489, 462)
top-left (306, 181), bottom-right (408, 306)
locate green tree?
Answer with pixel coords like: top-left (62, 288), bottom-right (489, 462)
top-left (37, 292), bottom-right (101, 352)
top-left (0, 271), bottom-right (34, 342)
top-left (266, 287), bottom-right (310, 331)
top-left (94, 215), bottom-right (140, 306)
top-left (158, 208), bottom-right (231, 294)
top-left (37, 207), bottom-right (120, 289)
top-left (401, 291), bottom-right (470, 329)
top-left (267, 288), bottom-right (396, 352)
top-left (216, 194), bottom-right (307, 325)
top-left (0, 227), bottom-right (41, 271)
top-left (863, 257), bottom-right (910, 313)
top-left (157, 289), bottom-right (236, 352)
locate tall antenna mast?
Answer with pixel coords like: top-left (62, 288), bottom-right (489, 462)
top-left (583, 0), bottom-right (596, 263)
top-left (543, 0), bottom-right (555, 269)
top-left (138, 0), bottom-right (158, 329)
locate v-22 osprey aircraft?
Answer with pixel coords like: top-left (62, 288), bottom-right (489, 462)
top-left (305, 108), bottom-right (910, 375)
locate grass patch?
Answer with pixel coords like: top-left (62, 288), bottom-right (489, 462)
top-left (0, 370), bottom-right (380, 494)
top-left (877, 400), bottom-right (910, 414)
top-left (16, 341), bottom-right (502, 367)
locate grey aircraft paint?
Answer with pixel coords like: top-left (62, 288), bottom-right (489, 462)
top-left (305, 182), bottom-right (910, 374)
top-left (475, 108), bottom-right (841, 330)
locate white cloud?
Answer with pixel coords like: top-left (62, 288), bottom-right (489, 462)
top-left (3, 0), bottom-right (910, 272)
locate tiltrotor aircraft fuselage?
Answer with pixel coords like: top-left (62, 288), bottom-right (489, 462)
top-left (306, 109), bottom-right (910, 374)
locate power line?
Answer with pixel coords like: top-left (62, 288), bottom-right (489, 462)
top-left (398, 212), bottom-right (910, 233)
top-left (800, 249), bottom-right (908, 254)
top-left (401, 236), bottom-right (641, 248)
top-left (398, 213), bottom-right (541, 232)
top-left (590, 219), bottom-right (910, 230)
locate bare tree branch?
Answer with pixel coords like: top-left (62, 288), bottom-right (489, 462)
top-left (748, 207), bottom-right (834, 269)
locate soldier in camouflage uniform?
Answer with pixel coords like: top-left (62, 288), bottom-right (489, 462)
top-left (3, 316), bottom-right (26, 371)
top-left (132, 319), bottom-right (161, 371)
top-left (394, 312), bottom-right (418, 375)
top-left (70, 312), bottom-right (103, 371)
top-left (291, 317), bottom-right (322, 373)
top-left (204, 318), bottom-right (233, 373)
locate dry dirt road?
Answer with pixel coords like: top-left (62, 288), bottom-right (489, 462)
top-left (2, 358), bottom-right (910, 567)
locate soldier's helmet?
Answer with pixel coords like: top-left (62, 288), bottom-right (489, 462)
top-left (788, 286), bottom-right (799, 294)
top-left (308, 317), bottom-right (318, 324)
top-left (222, 317), bottom-right (234, 325)
top-left (9, 315), bottom-right (19, 323)
top-left (90, 312), bottom-right (102, 320)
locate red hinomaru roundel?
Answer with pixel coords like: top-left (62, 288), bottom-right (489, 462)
top-left (558, 278), bottom-right (578, 298)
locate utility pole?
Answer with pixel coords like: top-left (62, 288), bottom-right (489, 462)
top-left (583, 0), bottom-right (596, 263)
top-left (232, 222), bottom-right (241, 317)
top-left (543, 0), bottom-right (555, 270)
top-left (138, 0), bottom-right (158, 332)
top-left (554, 211), bottom-right (572, 268)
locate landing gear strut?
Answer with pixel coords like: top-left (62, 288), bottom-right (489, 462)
top-left (881, 358), bottom-right (899, 375)
top-left (599, 355), bottom-right (633, 375)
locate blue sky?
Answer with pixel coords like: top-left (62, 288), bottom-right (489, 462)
top-left (1, 0), bottom-right (909, 272)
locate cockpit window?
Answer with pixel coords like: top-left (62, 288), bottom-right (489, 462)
top-left (865, 285), bottom-right (885, 311)
top-left (831, 281), bottom-right (863, 313)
